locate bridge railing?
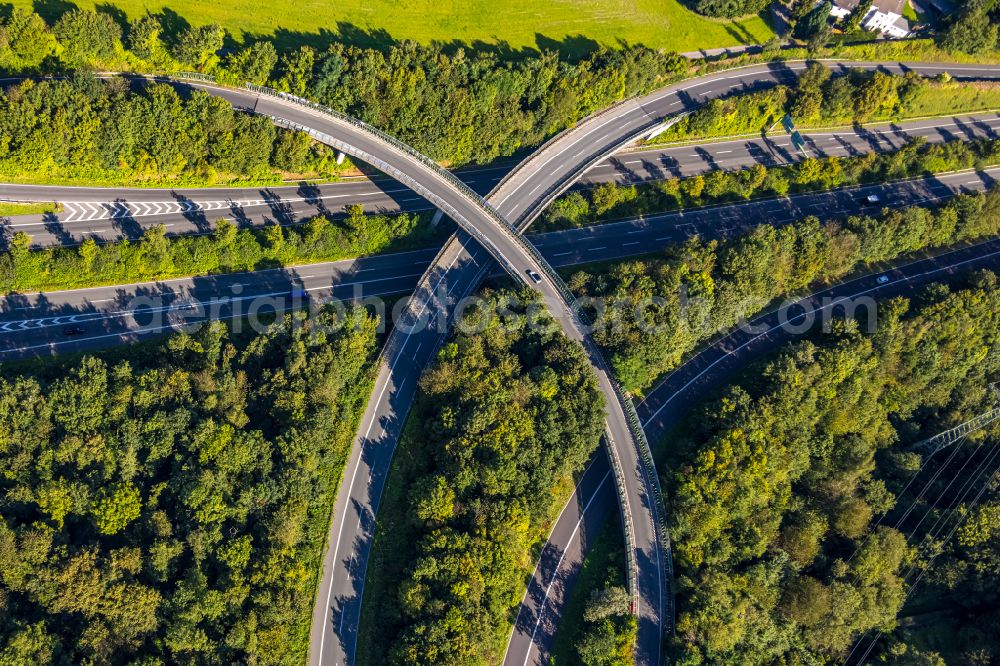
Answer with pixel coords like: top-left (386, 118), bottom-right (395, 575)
top-left (621, 385), bottom-right (675, 632)
top-left (241, 82), bottom-right (517, 226)
top-left (264, 115), bottom-right (531, 282)
top-left (601, 425), bottom-right (640, 614)
top-left (171, 73), bottom-right (517, 230)
top-left (508, 228), bottom-right (673, 627)
top-left (511, 112), bottom-right (691, 230)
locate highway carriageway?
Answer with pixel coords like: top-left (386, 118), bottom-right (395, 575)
top-left (1, 111), bottom-right (998, 248)
top-left (1, 167), bottom-right (989, 360)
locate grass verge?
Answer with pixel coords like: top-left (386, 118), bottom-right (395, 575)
top-left (0, 201), bottom-right (63, 217)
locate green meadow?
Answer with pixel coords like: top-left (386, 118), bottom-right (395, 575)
top-left (13, 0), bottom-right (774, 56)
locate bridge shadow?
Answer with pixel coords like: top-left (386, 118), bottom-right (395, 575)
top-left (693, 146), bottom-right (720, 171)
top-left (833, 134), bottom-right (864, 157)
top-left (971, 113), bottom-right (1000, 139)
top-left (42, 212), bottom-right (74, 246)
top-left (227, 201), bottom-right (253, 227)
top-left (602, 156), bottom-right (643, 185)
top-left (297, 182), bottom-right (329, 217)
top-left (746, 140), bottom-right (779, 167)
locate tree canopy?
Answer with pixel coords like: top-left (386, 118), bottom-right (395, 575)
top-left (0, 75), bottom-right (340, 186)
top-left (0, 8), bottom-right (689, 167)
top-left (666, 273), bottom-right (1000, 663)
top-left (360, 289), bottom-right (606, 665)
top-left (0, 307), bottom-right (380, 664)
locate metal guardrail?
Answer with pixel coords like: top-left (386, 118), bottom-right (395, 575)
top-left (163, 60), bottom-right (1000, 646)
top-left (621, 386), bottom-right (675, 633)
top-left (265, 115), bottom-right (530, 281)
top-left (509, 227), bottom-right (671, 626)
top-left (601, 425), bottom-right (640, 613)
top-left (513, 114), bottom-right (688, 231)
top-left (241, 82), bottom-right (514, 226)
top-left (489, 91), bottom-right (641, 207)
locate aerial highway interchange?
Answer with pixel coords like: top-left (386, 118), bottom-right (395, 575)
top-left (3, 60), bottom-right (1000, 666)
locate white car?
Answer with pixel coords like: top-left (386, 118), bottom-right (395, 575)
top-left (526, 269), bottom-right (542, 284)
top-left (865, 194), bottom-right (881, 205)
top-left (876, 274), bottom-right (890, 284)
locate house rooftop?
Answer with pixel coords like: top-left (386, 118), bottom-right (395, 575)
top-left (832, 0), bottom-right (907, 13)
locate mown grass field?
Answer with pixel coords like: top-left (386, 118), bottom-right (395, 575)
top-left (13, 0), bottom-right (774, 57)
top-left (905, 80), bottom-right (1000, 117)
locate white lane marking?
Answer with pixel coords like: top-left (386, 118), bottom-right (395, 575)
top-left (317, 245), bottom-right (468, 662)
top-left (519, 469), bottom-right (612, 666)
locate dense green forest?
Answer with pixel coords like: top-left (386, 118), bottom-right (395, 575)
top-left (567, 187), bottom-right (1000, 392)
top-left (573, 585), bottom-right (636, 665)
top-left (0, 309), bottom-right (380, 664)
top-left (358, 289), bottom-right (605, 665)
top-left (665, 273), bottom-right (1000, 664)
top-left (545, 136), bottom-right (1000, 231)
top-left (892, 483), bottom-right (1000, 663)
top-left (2, 206), bottom-right (445, 293)
top-left (0, 75), bottom-right (341, 186)
top-left (0, 6), bottom-right (688, 166)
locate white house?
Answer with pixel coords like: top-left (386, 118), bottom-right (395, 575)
top-left (829, 0), bottom-right (913, 38)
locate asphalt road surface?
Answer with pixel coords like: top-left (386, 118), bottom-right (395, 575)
top-left (3, 73), bottom-right (664, 666)
top-left (506, 235), bottom-right (1000, 666)
top-left (4, 112), bottom-right (1000, 248)
top-left (3, 167), bottom-right (996, 666)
